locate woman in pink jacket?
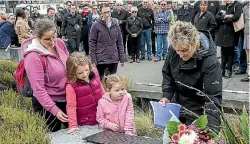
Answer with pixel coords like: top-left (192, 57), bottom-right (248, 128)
top-left (23, 19), bottom-right (69, 132)
top-left (96, 74), bottom-right (136, 135)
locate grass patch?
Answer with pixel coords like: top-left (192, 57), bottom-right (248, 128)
top-left (0, 106), bottom-right (50, 143)
top-left (0, 59), bottom-right (17, 89)
top-left (0, 89), bottom-right (50, 143)
top-left (134, 107), bottom-right (163, 139)
top-left (0, 89), bottom-right (32, 111)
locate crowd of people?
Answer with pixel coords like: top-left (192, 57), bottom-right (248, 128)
top-left (1, 0), bottom-right (249, 138)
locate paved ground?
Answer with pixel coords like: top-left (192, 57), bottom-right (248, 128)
top-left (117, 48), bottom-right (249, 109)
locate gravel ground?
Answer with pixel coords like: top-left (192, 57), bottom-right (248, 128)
top-left (50, 125), bottom-right (103, 144)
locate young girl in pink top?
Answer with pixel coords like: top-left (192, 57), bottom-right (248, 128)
top-left (97, 74), bottom-right (136, 135)
top-left (66, 52), bottom-right (104, 133)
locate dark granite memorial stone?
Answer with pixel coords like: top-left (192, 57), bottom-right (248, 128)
top-left (83, 130), bottom-right (163, 144)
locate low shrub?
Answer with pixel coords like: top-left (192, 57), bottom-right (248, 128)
top-left (0, 106), bottom-right (50, 143)
top-left (0, 89), bottom-right (32, 112)
top-left (134, 107), bottom-right (163, 139)
top-left (0, 89), bottom-right (49, 143)
top-left (0, 59), bottom-right (17, 89)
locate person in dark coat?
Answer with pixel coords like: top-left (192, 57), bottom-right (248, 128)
top-left (160, 21), bottom-right (222, 134)
top-left (89, 3), bottom-right (125, 80)
top-left (194, 0), bottom-right (217, 40)
top-left (0, 13), bottom-right (18, 48)
top-left (30, 6), bottom-right (43, 22)
top-left (194, 0), bottom-right (220, 16)
top-left (137, 0), bottom-right (155, 60)
top-left (177, 0), bottom-right (196, 24)
top-left (80, 4), bottom-right (91, 55)
top-left (61, 4), bottom-right (83, 53)
top-left (215, 0), bottom-right (242, 78)
top-left (111, 1), bottom-right (130, 58)
top-left (126, 6), bottom-right (143, 63)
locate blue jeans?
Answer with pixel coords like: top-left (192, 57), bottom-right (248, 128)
top-left (140, 28), bottom-right (152, 57)
top-left (156, 34), bottom-right (168, 59)
top-left (234, 45), bottom-right (240, 63)
top-left (238, 36), bottom-right (247, 72)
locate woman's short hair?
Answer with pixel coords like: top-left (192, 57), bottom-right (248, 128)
top-left (66, 52), bottom-right (92, 83)
top-left (34, 19), bottom-right (56, 38)
top-left (168, 21), bottom-right (200, 49)
top-left (131, 6), bottom-right (138, 12)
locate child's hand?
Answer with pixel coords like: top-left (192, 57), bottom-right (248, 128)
top-left (112, 124), bottom-right (119, 131)
top-left (67, 127), bottom-right (80, 134)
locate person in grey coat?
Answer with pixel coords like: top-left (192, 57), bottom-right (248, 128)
top-left (89, 3), bottom-right (125, 80)
top-left (241, 2), bottom-right (250, 82)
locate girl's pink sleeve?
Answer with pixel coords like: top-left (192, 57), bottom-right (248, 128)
top-left (96, 100), bottom-right (114, 130)
top-left (124, 93), bottom-right (136, 135)
top-left (66, 84), bottom-right (78, 128)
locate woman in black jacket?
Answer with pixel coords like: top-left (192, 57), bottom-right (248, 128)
top-left (160, 21), bottom-right (222, 133)
top-left (215, 0), bottom-right (242, 78)
top-left (126, 6), bottom-right (143, 63)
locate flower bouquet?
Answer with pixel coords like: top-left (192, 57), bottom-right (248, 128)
top-left (166, 115), bottom-right (225, 144)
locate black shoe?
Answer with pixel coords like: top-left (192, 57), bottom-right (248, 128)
top-left (240, 77), bottom-right (249, 82)
top-left (148, 57), bottom-right (152, 61)
top-left (235, 71), bottom-right (246, 75)
top-left (140, 56), bottom-right (145, 60)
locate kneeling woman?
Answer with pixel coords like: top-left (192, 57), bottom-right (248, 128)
top-left (160, 21), bottom-right (222, 133)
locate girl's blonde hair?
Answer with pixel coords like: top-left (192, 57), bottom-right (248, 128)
top-left (102, 74), bottom-right (125, 91)
top-left (168, 21), bottom-right (200, 50)
top-left (66, 52), bottom-right (92, 83)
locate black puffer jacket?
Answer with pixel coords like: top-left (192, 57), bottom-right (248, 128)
top-left (111, 9), bottom-right (130, 35)
top-left (177, 4), bottom-right (197, 24)
top-left (61, 13), bottom-right (83, 37)
top-left (126, 16), bottom-right (143, 36)
top-left (215, 1), bottom-right (242, 47)
top-left (162, 31), bottom-right (222, 133)
top-left (137, 7), bottom-right (154, 30)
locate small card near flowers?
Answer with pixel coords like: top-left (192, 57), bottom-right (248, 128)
top-left (150, 101), bottom-right (181, 129)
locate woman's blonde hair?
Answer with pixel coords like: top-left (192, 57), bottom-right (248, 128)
top-left (102, 74), bottom-right (125, 91)
top-left (66, 52), bottom-right (92, 83)
top-left (168, 21), bottom-right (200, 50)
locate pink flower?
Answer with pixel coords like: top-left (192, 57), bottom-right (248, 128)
top-left (178, 124), bottom-right (186, 131)
top-left (208, 139), bottom-right (216, 144)
top-left (179, 129), bottom-right (191, 136)
top-left (171, 134), bottom-right (180, 142)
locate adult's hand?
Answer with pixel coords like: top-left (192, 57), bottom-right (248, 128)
top-left (120, 63), bottom-right (124, 67)
top-left (56, 110), bottom-right (68, 122)
top-left (160, 97), bottom-right (170, 107)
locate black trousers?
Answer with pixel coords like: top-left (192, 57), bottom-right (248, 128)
top-left (128, 36), bottom-right (140, 59)
top-left (68, 35), bottom-right (81, 53)
top-left (127, 35), bottom-right (132, 56)
top-left (221, 46), bottom-right (235, 73)
top-left (81, 25), bottom-right (89, 55)
top-left (122, 35), bottom-right (127, 55)
top-left (32, 97), bottom-right (68, 132)
top-left (96, 63), bottom-right (118, 80)
top-left (151, 32), bottom-right (156, 56)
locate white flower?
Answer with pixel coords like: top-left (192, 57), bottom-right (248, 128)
top-left (178, 131), bottom-right (198, 144)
